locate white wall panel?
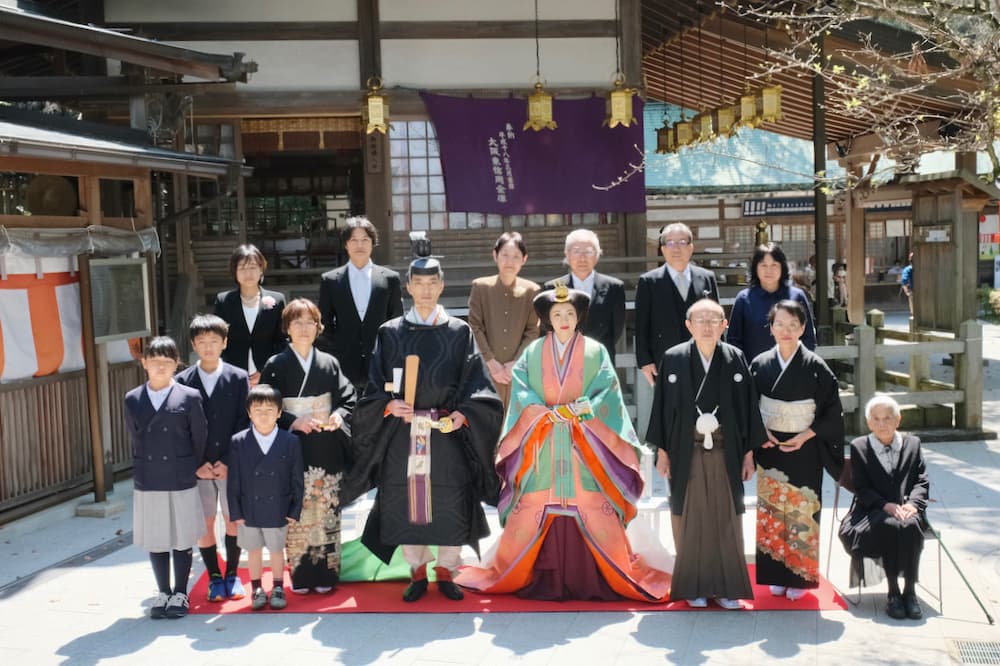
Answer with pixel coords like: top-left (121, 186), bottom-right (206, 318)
top-left (104, 0), bottom-right (356, 22)
top-left (171, 41), bottom-right (359, 89)
top-left (383, 38), bottom-right (618, 89)
top-left (379, 0), bottom-right (614, 21)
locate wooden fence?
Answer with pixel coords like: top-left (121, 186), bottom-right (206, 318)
top-left (0, 361), bottom-right (143, 514)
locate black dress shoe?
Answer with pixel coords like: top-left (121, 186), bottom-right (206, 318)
top-left (402, 578), bottom-right (429, 602)
top-left (437, 580), bottom-right (464, 601)
top-left (886, 594), bottom-right (907, 620)
top-left (904, 594), bottom-right (923, 620)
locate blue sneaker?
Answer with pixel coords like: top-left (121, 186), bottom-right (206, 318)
top-left (207, 575), bottom-right (226, 602)
top-left (225, 574), bottom-right (246, 600)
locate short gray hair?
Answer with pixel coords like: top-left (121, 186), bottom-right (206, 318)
top-left (864, 395), bottom-right (901, 421)
top-left (659, 222), bottom-right (694, 245)
top-left (564, 228), bottom-right (602, 257)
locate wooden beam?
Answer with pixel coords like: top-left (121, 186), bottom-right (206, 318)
top-left (826, 120), bottom-right (943, 161)
top-left (0, 76), bottom-right (237, 99)
top-left (126, 21), bottom-right (359, 41)
top-left (0, 156), bottom-right (147, 180)
top-left (0, 214), bottom-right (87, 228)
top-left (169, 86), bottom-right (623, 118)
top-left (119, 20), bottom-right (616, 42)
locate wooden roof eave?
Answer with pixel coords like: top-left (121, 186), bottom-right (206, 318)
top-left (0, 6), bottom-right (257, 82)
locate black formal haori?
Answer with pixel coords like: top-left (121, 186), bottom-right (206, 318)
top-left (647, 340), bottom-right (766, 602)
top-left (839, 434), bottom-right (929, 585)
top-left (750, 344), bottom-right (844, 589)
top-left (346, 314), bottom-right (504, 564)
top-left (259, 347), bottom-right (357, 590)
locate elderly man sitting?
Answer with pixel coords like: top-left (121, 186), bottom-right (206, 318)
top-left (839, 396), bottom-right (929, 620)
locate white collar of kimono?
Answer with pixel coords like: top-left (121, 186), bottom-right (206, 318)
top-left (777, 342), bottom-right (802, 371)
top-left (697, 347), bottom-right (713, 373)
top-left (554, 333), bottom-right (571, 358)
top-left (292, 346), bottom-right (314, 373)
top-left (405, 305), bottom-right (448, 326)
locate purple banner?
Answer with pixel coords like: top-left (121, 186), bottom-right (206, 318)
top-left (421, 92), bottom-right (645, 215)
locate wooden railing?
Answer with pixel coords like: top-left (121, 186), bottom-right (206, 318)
top-left (0, 361), bottom-right (143, 514)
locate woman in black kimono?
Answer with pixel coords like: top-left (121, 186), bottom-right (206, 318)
top-left (749, 299), bottom-right (843, 601)
top-left (215, 244), bottom-right (287, 386)
top-left (259, 298), bottom-right (356, 593)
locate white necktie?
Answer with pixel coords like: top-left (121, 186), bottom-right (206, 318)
top-left (674, 271), bottom-right (690, 300)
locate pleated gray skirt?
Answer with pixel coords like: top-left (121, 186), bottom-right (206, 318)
top-left (133, 487), bottom-right (203, 553)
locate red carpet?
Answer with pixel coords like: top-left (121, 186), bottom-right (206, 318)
top-left (188, 565), bottom-right (847, 615)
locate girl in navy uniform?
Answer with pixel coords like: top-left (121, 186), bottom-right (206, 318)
top-left (125, 337), bottom-right (208, 619)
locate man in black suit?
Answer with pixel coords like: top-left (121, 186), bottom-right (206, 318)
top-left (317, 216), bottom-right (404, 390)
top-left (635, 222), bottom-right (719, 386)
top-left (544, 228), bottom-right (625, 364)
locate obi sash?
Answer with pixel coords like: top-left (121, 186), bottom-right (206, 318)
top-left (282, 393), bottom-right (332, 422)
top-left (759, 394), bottom-right (815, 434)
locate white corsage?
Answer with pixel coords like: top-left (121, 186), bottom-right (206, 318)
top-left (261, 295), bottom-right (277, 310)
top-left (667, 373), bottom-right (677, 384)
top-left (733, 373), bottom-right (743, 383)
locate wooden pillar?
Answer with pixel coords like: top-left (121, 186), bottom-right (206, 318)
top-left (358, 0), bottom-right (392, 264)
top-left (844, 162), bottom-right (866, 324)
top-left (234, 122), bottom-right (248, 245)
top-left (620, 0), bottom-right (648, 260)
top-left (811, 32), bottom-right (831, 330)
top-left (78, 176), bottom-right (113, 500)
top-left (956, 319), bottom-right (983, 430)
top-left (853, 324), bottom-right (876, 434)
top-left (954, 188), bottom-right (981, 331)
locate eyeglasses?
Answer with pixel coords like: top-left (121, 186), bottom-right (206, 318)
top-left (568, 247), bottom-right (597, 257)
top-left (347, 237), bottom-right (373, 245)
top-left (689, 316), bottom-right (725, 326)
top-left (289, 320), bottom-right (318, 329)
top-left (662, 239), bottom-right (691, 249)
top-left (771, 322), bottom-right (803, 332)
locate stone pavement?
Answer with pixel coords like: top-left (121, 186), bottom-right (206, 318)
top-left (2, 312), bottom-right (1000, 665)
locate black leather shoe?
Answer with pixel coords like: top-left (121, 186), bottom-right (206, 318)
top-left (437, 580), bottom-right (464, 601)
top-left (402, 578), bottom-right (429, 602)
top-left (904, 594), bottom-right (923, 620)
top-left (886, 594), bottom-right (907, 620)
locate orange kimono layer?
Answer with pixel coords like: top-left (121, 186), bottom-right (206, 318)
top-left (455, 332), bottom-right (671, 602)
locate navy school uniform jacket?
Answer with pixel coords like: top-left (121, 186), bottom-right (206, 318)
top-left (227, 428), bottom-right (304, 529)
top-left (125, 383), bottom-right (208, 492)
top-left (175, 362), bottom-right (250, 466)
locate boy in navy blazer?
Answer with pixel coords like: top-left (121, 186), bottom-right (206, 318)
top-left (175, 314), bottom-right (251, 602)
top-left (228, 384), bottom-right (304, 611)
